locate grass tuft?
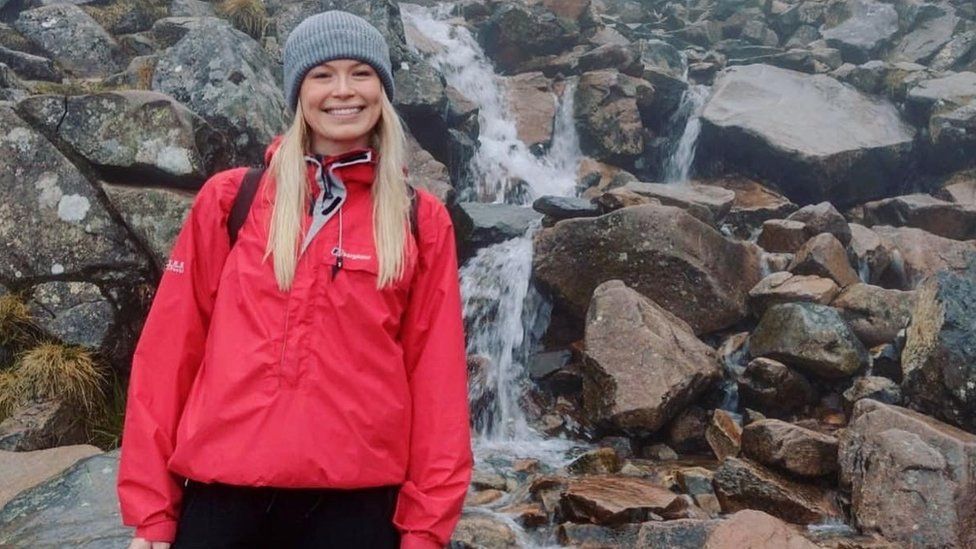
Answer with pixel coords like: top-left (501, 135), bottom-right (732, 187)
top-left (9, 343), bottom-right (106, 416)
top-left (0, 294), bottom-right (40, 351)
top-left (218, 0), bottom-right (268, 39)
top-left (87, 369), bottom-right (128, 450)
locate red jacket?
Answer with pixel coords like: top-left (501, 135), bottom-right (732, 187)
top-left (117, 141), bottom-right (473, 549)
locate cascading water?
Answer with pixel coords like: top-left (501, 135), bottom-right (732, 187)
top-left (401, 4), bottom-right (582, 468)
top-left (662, 84), bottom-right (710, 183)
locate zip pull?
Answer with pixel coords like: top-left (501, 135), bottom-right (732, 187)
top-left (331, 246), bottom-right (343, 280)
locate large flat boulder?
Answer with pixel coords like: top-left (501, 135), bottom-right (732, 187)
top-left (0, 445), bottom-right (101, 508)
top-left (699, 64), bottom-right (915, 207)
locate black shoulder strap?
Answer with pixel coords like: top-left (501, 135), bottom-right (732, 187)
top-left (228, 167), bottom-right (264, 246)
top-left (408, 184), bottom-right (420, 245)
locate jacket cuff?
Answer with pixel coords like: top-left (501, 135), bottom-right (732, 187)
top-left (400, 532), bottom-right (443, 549)
top-left (135, 520), bottom-right (178, 543)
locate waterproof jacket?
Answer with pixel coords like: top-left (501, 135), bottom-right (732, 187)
top-left (117, 141), bottom-right (473, 549)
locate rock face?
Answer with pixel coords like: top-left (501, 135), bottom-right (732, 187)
top-left (750, 303), bottom-right (869, 378)
top-left (839, 399), bottom-right (976, 549)
top-left (100, 182), bottom-right (194, 270)
top-left (901, 263), bottom-right (976, 431)
top-left (712, 457), bottom-right (842, 525)
top-left (27, 282), bottom-right (115, 349)
top-left (0, 106), bottom-right (146, 284)
top-left (152, 20), bottom-right (287, 166)
top-left (581, 280), bottom-right (721, 433)
top-left (0, 445), bottom-right (102, 508)
top-left (533, 204), bottom-right (763, 334)
top-left (741, 419), bottom-right (839, 477)
top-left (0, 451), bottom-right (129, 548)
top-left (574, 69), bottom-right (654, 165)
top-left (699, 64), bottom-right (915, 207)
top-left (14, 4), bottom-right (123, 78)
top-left (504, 71), bottom-right (557, 148)
top-left (18, 91), bottom-right (228, 188)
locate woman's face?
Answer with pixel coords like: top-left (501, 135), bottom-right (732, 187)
top-left (299, 59), bottom-right (383, 156)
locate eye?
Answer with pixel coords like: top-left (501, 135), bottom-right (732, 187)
top-left (311, 72), bottom-right (332, 79)
top-left (354, 69), bottom-right (375, 77)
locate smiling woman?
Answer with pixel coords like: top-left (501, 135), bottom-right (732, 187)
top-left (117, 10), bottom-right (472, 549)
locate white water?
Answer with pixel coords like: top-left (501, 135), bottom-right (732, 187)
top-left (663, 84), bottom-right (710, 183)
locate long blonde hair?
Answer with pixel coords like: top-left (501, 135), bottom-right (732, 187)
top-left (264, 92), bottom-right (410, 291)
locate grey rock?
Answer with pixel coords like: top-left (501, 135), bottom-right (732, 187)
top-left (152, 20), bottom-right (287, 166)
top-left (699, 64), bottom-right (915, 207)
top-left (821, 0), bottom-right (899, 64)
top-left (0, 46), bottom-right (60, 82)
top-left (786, 201), bottom-right (851, 246)
top-left (453, 202), bottom-right (542, 259)
top-left (532, 196), bottom-right (601, 221)
top-left (14, 4), bottom-right (123, 78)
top-left (926, 98), bottom-right (976, 173)
top-left (0, 445), bottom-right (102, 509)
top-left (574, 69), bottom-right (654, 165)
top-left (637, 519), bottom-right (718, 548)
top-left (149, 16), bottom-right (231, 49)
top-left (18, 91), bottom-right (229, 187)
top-left (750, 302), bottom-right (869, 378)
top-left (887, 9), bottom-right (960, 65)
top-left (712, 457), bottom-right (842, 524)
top-left (831, 283), bottom-right (915, 347)
top-left (0, 398), bottom-right (86, 452)
top-left (27, 281), bottom-right (114, 349)
top-left (169, 0), bottom-right (215, 18)
top-left (477, 3), bottom-right (578, 74)
top-left (0, 106), bottom-right (146, 283)
top-left (99, 182), bottom-right (194, 270)
top-left (842, 376), bottom-right (901, 412)
top-left (873, 225), bottom-right (976, 289)
top-left (930, 30), bottom-right (976, 73)
top-left (0, 451), bottom-right (129, 548)
top-left (906, 71), bottom-right (976, 121)
top-left (737, 357), bottom-right (817, 417)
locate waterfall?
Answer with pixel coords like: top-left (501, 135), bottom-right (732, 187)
top-left (663, 84), bottom-right (710, 183)
top-left (402, 4), bottom-right (581, 466)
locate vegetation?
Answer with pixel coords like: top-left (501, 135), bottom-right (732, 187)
top-left (218, 0), bottom-right (269, 39)
top-left (0, 294), bottom-right (39, 351)
top-left (8, 343), bottom-right (107, 416)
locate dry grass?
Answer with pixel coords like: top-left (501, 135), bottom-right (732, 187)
top-left (8, 343), bottom-right (106, 416)
top-left (88, 369), bottom-right (128, 450)
top-left (218, 0), bottom-right (268, 39)
top-left (0, 371), bottom-right (16, 423)
top-left (0, 294), bottom-right (39, 350)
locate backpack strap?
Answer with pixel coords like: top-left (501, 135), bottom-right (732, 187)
top-left (408, 184), bottom-right (420, 245)
top-left (228, 167), bottom-right (264, 246)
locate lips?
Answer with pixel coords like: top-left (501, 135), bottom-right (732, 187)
top-left (323, 106), bottom-right (364, 115)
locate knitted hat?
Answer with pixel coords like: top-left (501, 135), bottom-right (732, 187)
top-left (282, 10), bottom-right (395, 111)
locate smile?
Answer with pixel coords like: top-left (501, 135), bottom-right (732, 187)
top-left (323, 106), bottom-right (365, 116)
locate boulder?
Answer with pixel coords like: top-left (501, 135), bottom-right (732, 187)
top-left (668, 406), bottom-right (711, 453)
top-left (706, 409), bottom-right (742, 461)
top-left (574, 69), bottom-right (654, 166)
top-left (100, 182), bottom-right (194, 270)
top-left (26, 281), bottom-right (114, 349)
top-left (0, 106), bottom-right (146, 284)
top-left (566, 447), bottom-right (621, 475)
top-left (405, 135), bottom-right (452, 203)
top-left (18, 91), bottom-right (228, 188)
top-left (0, 46), bottom-right (60, 82)
top-left (887, 8), bottom-right (960, 65)
top-left (905, 71), bottom-right (976, 122)
top-left (788, 233), bottom-right (860, 287)
top-left (750, 303), bottom-right (869, 378)
top-left (0, 445), bottom-right (101, 508)
top-left (0, 451), bottom-right (128, 547)
top-left (872, 225), bottom-right (976, 289)
top-left (757, 219), bottom-right (808, 254)
top-left (863, 193), bottom-right (976, 241)
top-left (533, 204), bottom-right (763, 334)
top-left (926, 98), bottom-right (976, 173)
top-left (839, 399), bottom-right (976, 548)
top-left (556, 522), bottom-right (642, 548)
top-left (532, 196), bottom-right (600, 223)
top-left (741, 419), bottom-right (839, 478)
top-left (699, 64), bottom-right (915, 207)
top-left (713, 457), bottom-right (842, 524)
top-left (14, 4), bottom-right (123, 78)
top-left (901, 263), bottom-right (976, 431)
top-left (152, 19), bottom-right (287, 166)
top-left (703, 510), bottom-right (819, 549)
top-left (638, 519), bottom-right (719, 548)
top-left (559, 475), bottom-right (692, 524)
top-left (830, 283), bottom-right (914, 347)
top-left (504, 71), bottom-right (557, 149)
top-left (0, 399), bottom-right (87, 452)
top-left (453, 202), bottom-right (542, 258)
top-left (580, 280), bottom-right (721, 433)
top-left (616, 182), bottom-right (735, 226)
top-left (394, 56), bottom-right (448, 160)
top-left (842, 376), bottom-right (901, 412)
top-left (748, 272), bottom-right (840, 317)
top-left (820, 0), bottom-right (899, 64)
top-left (477, 3), bottom-right (578, 74)
top-left (930, 30), bottom-right (976, 73)
top-left (786, 201), bottom-right (851, 245)
top-left (710, 177), bottom-right (797, 229)
top-left (737, 358), bottom-right (817, 417)
top-left (936, 169), bottom-right (976, 204)
top-left (848, 223), bottom-right (893, 285)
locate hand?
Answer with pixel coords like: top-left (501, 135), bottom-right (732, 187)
top-left (128, 537), bottom-right (171, 549)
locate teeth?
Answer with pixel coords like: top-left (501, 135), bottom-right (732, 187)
top-left (327, 107), bottom-right (362, 115)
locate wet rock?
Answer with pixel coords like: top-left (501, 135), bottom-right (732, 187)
top-left (839, 399), bottom-right (976, 549)
top-left (631, 39), bottom-right (689, 129)
top-left (712, 457), bottom-right (842, 524)
top-left (533, 204), bottom-right (763, 334)
top-left (842, 376), bottom-right (901, 413)
top-left (820, 0), bottom-right (899, 64)
top-left (532, 196), bottom-right (601, 223)
top-left (787, 201), bottom-right (852, 245)
top-left (848, 223), bottom-right (893, 285)
top-left (593, 186), bottom-right (659, 211)
top-left (504, 71), bottom-right (556, 149)
top-left (394, 56), bottom-right (447, 157)
top-left (668, 406), bottom-right (710, 453)
top-left (152, 19), bottom-right (287, 166)
top-left (453, 202), bottom-right (542, 259)
top-left (706, 409), bottom-right (742, 461)
top-left (740, 419), bottom-right (839, 478)
top-left (19, 91), bottom-right (228, 188)
top-left (100, 182), bottom-right (193, 270)
top-left (901, 263), bottom-right (976, 431)
top-left (872, 225), bottom-right (976, 289)
top-left (0, 451), bottom-right (128, 548)
top-left (0, 445), bottom-right (102, 508)
top-left (26, 281), bottom-right (114, 349)
top-left (580, 280), bottom-right (720, 433)
top-left (616, 182), bottom-right (735, 226)
top-left (711, 177), bottom-right (797, 229)
top-left (14, 4), bottom-right (123, 78)
top-left (863, 193), bottom-right (976, 241)
top-left (559, 475), bottom-right (691, 524)
top-left (451, 513), bottom-right (519, 548)
top-left (477, 3), bottom-right (578, 74)
top-left (758, 219), bottom-right (808, 254)
top-left (0, 106), bottom-right (146, 284)
top-left (577, 42), bottom-right (641, 75)
top-left (405, 135), bottom-right (453, 203)
top-left (738, 357), bottom-right (817, 418)
top-left (870, 342), bottom-right (903, 383)
top-left (0, 398), bottom-right (87, 452)
top-left (567, 447), bottom-right (621, 475)
top-left (703, 509), bottom-right (819, 549)
top-left (637, 519), bottom-right (719, 548)
top-left (830, 283), bottom-right (914, 347)
top-left (699, 64), bottom-right (915, 207)
top-left (574, 69), bottom-right (654, 166)
top-left (0, 46), bottom-right (60, 82)
top-left (748, 272), bottom-right (840, 318)
top-left (750, 303), bottom-right (869, 379)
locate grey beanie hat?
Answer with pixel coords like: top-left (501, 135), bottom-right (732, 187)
top-left (283, 10), bottom-right (395, 111)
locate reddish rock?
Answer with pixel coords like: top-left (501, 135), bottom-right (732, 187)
top-left (559, 475), bottom-right (693, 525)
top-left (594, 187), bottom-right (660, 210)
top-left (787, 202), bottom-right (852, 245)
top-left (863, 193), bottom-right (976, 241)
top-left (706, 409), bottom-right (742, 461)
top-left (842, 376), bottom-right (901, 413)
top-left (703, 510), bottom-right (819, 549)
top-left (406, 135), bottom-right (453, 202)
top-left (748, 272), bottom-right (840, 317)
top-left (504, 71), bottom-right (556, 149)
top-left (581, 280), bottom-right (721, 432)
top-left (707, 176), bottom-right (797, 228)
top-left (617, 181), bottom-right (736, 226)
top-left (668, 406), bottom-right (711, 453)
top-left (758, 219), bottom-right (809, 253)
top-left (789, 233), bottom-right (860, 287)
top-left (848, 223), bottom-right (894, 285)
top-left (830, 283), bottom-right (915, 347)
top-left (872, 225), bottom-right (976, 289)
top-left (0, 445), bottom-right (101, 507)
top-left (567, 447), bottom-right (621, 475)
top-left (712, 457), bottom-right (842, 525)
top-left (737, 358), bottom-right (817, 417)
top-left (740, 419), bottom-right (839, 477)
top-left (936, 169), bottom-right (976, 205)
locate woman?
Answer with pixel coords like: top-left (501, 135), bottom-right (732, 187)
top-left (118, 11), bottom-right (473, 549)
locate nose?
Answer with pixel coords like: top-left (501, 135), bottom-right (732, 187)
top-left (332, 73), bottom-right (354, 97)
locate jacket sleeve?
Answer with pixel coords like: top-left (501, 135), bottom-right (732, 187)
top-left (393, 196), bottom-right (474, 549)
top-left (116, 169), bottom-right (240, 542)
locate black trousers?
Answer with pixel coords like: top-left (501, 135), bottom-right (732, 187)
top-left (172, 480), bottom-right (401, 549)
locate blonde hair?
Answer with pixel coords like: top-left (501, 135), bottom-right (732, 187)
top-left (264, 92), bottom-right (411, 291)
